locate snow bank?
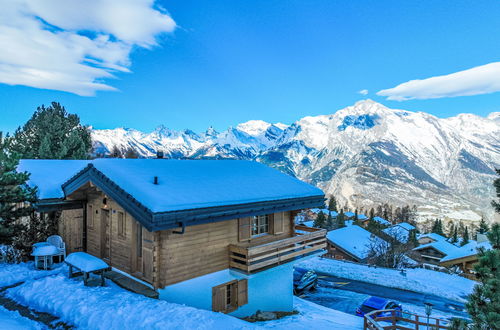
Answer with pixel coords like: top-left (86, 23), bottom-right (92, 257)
top-left (260, 297), bottom-right (362, 329)
top-left (6, 274), bottom-right (252, 330)
top-left (0, 262), bottom-right (61, 287)
top-left (0, 306), bottom-right (42, 330)
top-left (298, 257), bottom-right (476, 302)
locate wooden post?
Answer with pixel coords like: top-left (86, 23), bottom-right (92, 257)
top-left (415, 315), bottom-right (419, 330)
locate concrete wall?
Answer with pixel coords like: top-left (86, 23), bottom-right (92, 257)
top-left (158, 263), bottom-right (294, 318)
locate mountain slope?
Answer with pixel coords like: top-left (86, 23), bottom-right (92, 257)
top-left (91, 100), bottom-right (500, 224)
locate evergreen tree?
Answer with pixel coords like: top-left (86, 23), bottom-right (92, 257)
top-left (478, 217), bottom-right (489, 235)
top-left (0, 132), bottom-right (38, 243)
top-left (110, 146), bottom-right (123, 158)
top-left (450, 225), bottom-right (459, 244)
top-left (408, 229), bottom-right (418, 247)
top-left (8, 102), bottom-right (91, 159)
top-left (462, 226), bottom-right (470, 246)
top-left (336, 210), bottom-right (345, 228)
top-left (492, 168), bottom-right (500, 213)
top-left (328, 196), bottom-right (338, 212)
top-left (314, 211), bottom-right (326, 229)
top-left (466, 223), bottom-right (500, 329)
top-left (124, 148), bottom-right (139, 159)
top-left (369, 208), bottom-right (375, 221)
top-left (326, 213), bottom-right (334, 230)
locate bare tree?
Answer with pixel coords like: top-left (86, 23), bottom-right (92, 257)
top-left (366, 230), bottom-right (413, 269)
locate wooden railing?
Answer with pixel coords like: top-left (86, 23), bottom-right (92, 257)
top-left (364, 309), bottom-right (449, 330)
top-left (229, 225), bottom-right (327, 273)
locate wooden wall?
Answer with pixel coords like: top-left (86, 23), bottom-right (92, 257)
top-left (59, 209), bottom-right (84, 254)
top-left (159, 211), bottom-right (293, 287)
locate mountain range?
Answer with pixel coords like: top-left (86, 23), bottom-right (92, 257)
top-left (92, 100), bottom-right (500, 225)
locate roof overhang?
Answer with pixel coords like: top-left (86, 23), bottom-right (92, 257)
top-left (62, 164), bottom-right (325, 232)
top-left (34, 199), bottom-right (84, 212)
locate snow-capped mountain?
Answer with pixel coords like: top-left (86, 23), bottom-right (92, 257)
top-left (91, 100), bottom-right (500, 224)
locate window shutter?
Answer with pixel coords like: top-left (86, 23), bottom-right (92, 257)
top-left (212, 285), bottom-right (226, 312)
top-left (271, 213), bottom-right (284, 235)
top-left (238, 218), bottom-right (251, 242)
top-left (237, 279), bottom-right (248, 307)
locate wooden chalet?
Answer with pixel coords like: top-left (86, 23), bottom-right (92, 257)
top-left (19, 159), bottom-right (327, 317)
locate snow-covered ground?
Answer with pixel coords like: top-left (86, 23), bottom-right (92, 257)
top-left (0, 262), bottom-right (362, 330)
top-left (0, 306), bottom-right (43, 330)
top-left (298, 257), bottom-right (476, 302)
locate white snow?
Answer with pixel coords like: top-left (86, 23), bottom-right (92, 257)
top-left (17, 160), bottom-right (89, 199)
top-left (298, 257), bottom-right (476, 302)
top-left (260, 297), bottom-right (362, 329)
top-left (441, 240), bottom-right (492, 263)
top-left (0, 262), bottom-right (61, 287)
top-left (0, 306), bottom-right (42, 330)
top-left (326, 225), bottom-right (385, 260)
top-left (383, 223), bottom-right (415, 243)
top-left (372, 217), bottom-right (391, 226)
top-left (413, 240), bottom-right (461, 256)
top-left (65, 252), bottom-right (109, 272)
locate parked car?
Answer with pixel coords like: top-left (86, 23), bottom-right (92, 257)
top-left (293, 267), bottom-right (318, 294)
top-left (356, 296), bottom-right (402, 317)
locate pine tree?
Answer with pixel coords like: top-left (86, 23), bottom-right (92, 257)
top-left (336, 210), bottom-right (346, 228)
top-left (369, 208), bottom-right (375, 221)
top-left (478, 217), bottom-right (489, 235)
top-left (461, 226), bottom-right (470, 246)
top-left (8, 102), bottom-right (92, 159)
top-left (408, 229), bottom-right (418, 247)
top-left (124, 148), bottom-right (139, 159)
top-left (0, 132), bottom-right (38, 244)
top-left (450, 225), bottom-right (459, 244)
top-left (314, 211), bottom-right (326, 229)
top-left (110, 146), bottom-right (123, 158)
top-left (466, 223), bottom-right (500, 329)
top-left (326, 213), bottom-right (334, 230)
top-left (492, 169), bottom-right (500, 213)
top-left (328, 196), bottom-right (338, 212)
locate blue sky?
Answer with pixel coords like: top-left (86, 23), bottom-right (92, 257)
top-left (1, 1), bottom-right (499, 133)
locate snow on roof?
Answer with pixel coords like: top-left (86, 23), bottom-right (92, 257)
top-left (418, 233), bottom-right (447, 242)
top-left (344, 211), bottom-right (355, 217)
top-left (440, 240), bottom-right (492, 262)
top-left (300, 220), bottom-right (315, 228)
top-left (327, 225), bottom-right (386, 260)
top-left (310, 208), bottom-right (333, 215)
top-left (373, 216), bottom-right (391, 226)
top-left (357, 214), bottom-right (368, 220)
top-left (382, 223), bottom-right (415, 243)
top-left (396, 222), bottom-right (415, 231)
top-left (413, 240), bottom-right (460, 256)
top-left (18, 159), bottom-right (90, 199)
top-left (90, 159), bottom-right (324, 213)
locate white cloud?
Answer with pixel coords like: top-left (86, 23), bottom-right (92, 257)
top-left (358, 89), bottom-right (368, 95)
top-left (377, 62), bottom-right (500, 101)
top-left (0, 0), bottom-right (176, 96)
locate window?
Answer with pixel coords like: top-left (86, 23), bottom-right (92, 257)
top-left (212, 279), bottom-right (248, 313)
top-left (88, 205), bottom-right (94, 228)
top-left (117, 211), bottom-right (126, 238)
top-left (251, 215), bottom-right (269, 236)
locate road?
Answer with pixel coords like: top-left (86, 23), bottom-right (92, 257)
top-left (300, 274), bottom-right (469, 321)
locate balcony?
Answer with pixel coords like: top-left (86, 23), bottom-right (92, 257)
top-left (229, 225), bottom-right (327, 273)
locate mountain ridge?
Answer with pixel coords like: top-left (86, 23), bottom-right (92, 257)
top-left (91, 100), bottom-right (500, 225)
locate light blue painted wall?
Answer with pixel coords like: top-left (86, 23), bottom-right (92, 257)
top-left (158, 264), bottom-right (294, 317)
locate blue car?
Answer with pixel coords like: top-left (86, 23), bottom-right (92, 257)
top-left (293, 267), bottom-right (318, 294)
top-left (356, 296), bottom-right (402, 317)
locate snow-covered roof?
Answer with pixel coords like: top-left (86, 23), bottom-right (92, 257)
top-left (383, 222), bottom-right (415, 243)
top-left (358, 214), bottom-right (368, 220)
top-left (373, 216), bottom-right (391, 226)
top-left (327, 225), bottom-right (386, 260)
top-left (440, 240), bottom-right (492, 263)
top-left (344, 211), bottom-right (355, 217)
top-left (418, 233), bottom-right (447, 242)
top-left (18, 160), bottom-right (90, 199)
top-left (413, 240), bottom-right (460, 256)
top-left (310, 208), bottom-right (335, 216)
top-left (396, 222), bottom-right (415, 231)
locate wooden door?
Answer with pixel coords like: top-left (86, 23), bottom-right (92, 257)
top-left (100, 209), bottom-right (111, 261)
top-left (132, 222), bottom-right (143, 276)
top-left (142, 228), bottom-right (154, 283)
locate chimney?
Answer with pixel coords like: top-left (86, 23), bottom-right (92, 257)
top-left (153, 176), bottom-right (159, 185)
top-left (157, 151), bottom-right (164, 159)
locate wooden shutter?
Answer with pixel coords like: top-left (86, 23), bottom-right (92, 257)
top-left (212, 285), bottom-right (226, 312)
top-left (237, 279), bottom-right (248, 307)
top-left (142, 228), bottom-right (154, 283)
top-left (238, 217), bottom-right (251, 242)
top-left (271, 212), bottom-right (284, 235)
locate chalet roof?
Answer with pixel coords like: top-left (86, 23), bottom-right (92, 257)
top-left (20, 159), bottom-right (325, 231)
top-left (440, 240), bottom-right (492, 263)
top-left (413, 240), bottom-right (460, 256)
top-left (417, 233), bottom-right (447, 242)
top-left (383, 222), bottom-right (415, 243)
top-left (373, 216), bottom-right (391, 226)
top-left (327, 225), bottom-right (387, 260)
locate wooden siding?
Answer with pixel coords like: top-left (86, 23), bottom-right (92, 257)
top-left (59, 209), bottom-right (84, 254)
top-left (159, 211), bottom-right (294, 287)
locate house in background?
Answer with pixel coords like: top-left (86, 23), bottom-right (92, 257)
top-left (383, 222), bottom-right (416, 243)
top-left (440, 234), bottom-right (492, 279)
top-left (19, 159), bottom-right (327, 317)
top-left (324, 225), bottom-right (386, 263)
top-left (412, 240), bottom-right (460, 266)
top-left (417, 233), bottom-right (446, 245)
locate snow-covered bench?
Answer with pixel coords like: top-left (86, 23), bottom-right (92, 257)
top-left (65, 252), bottom-right (111, 286)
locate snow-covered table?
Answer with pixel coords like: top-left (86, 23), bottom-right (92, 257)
top-left (32, 244), bottom-right (59, 270)
top-left (65, 252), bottom-right (111, 286)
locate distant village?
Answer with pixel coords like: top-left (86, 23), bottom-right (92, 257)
top-left (296, 197), bottom-right (493, 280)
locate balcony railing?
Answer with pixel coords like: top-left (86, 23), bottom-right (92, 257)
top-left (364, 309), bottom-right (449, 330)
top-left (229, 225), bottom-right (327, 273)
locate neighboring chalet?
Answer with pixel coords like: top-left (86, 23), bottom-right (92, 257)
top-left (417, 233), bottom-right (446, 245)
top-left (325, 225), bottom-right (386, 263)
top-left (440, 234), bottom-right (492, 279)
top-left (383, 222), bottom-right (415, 243)
top-left (19, 159), bottom-right (327, 317)
top-left (412, 239), bottom-right (460, 266)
